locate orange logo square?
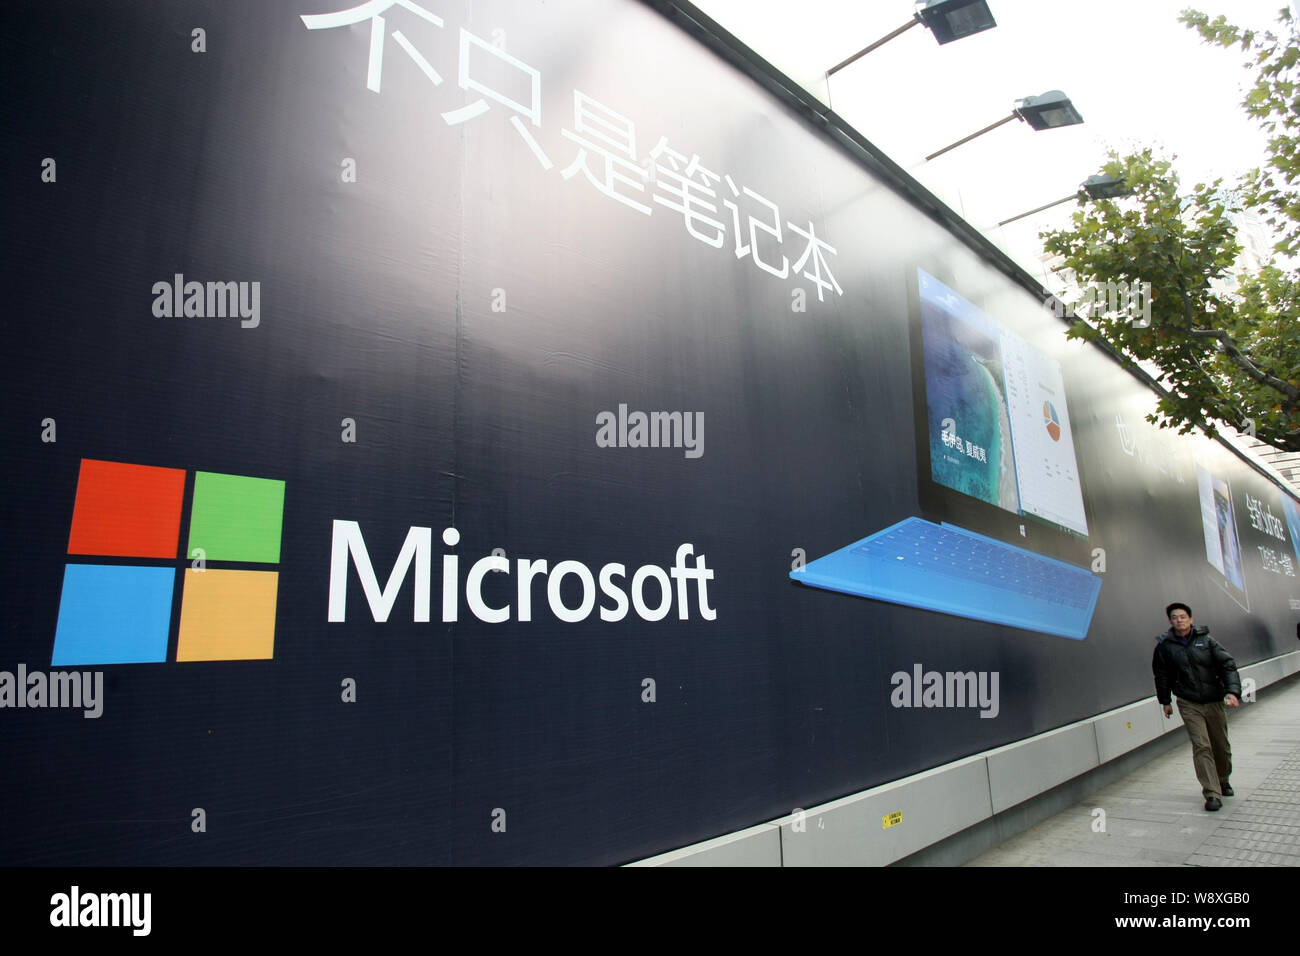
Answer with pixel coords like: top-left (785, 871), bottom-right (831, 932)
top-left (176, 569), bottom-right (279, 662)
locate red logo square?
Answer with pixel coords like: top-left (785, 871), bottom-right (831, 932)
top-left (67, 459), bottom-right (186, 558)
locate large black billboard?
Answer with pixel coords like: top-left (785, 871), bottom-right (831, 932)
top-left (2, 0), bottom-right (1295, 865)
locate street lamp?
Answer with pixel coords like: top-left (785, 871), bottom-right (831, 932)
top-left (924, 90), bottom-right (1084, 162)
top-left (996, 175), bottom-right (1132, 228)
top-left (1014, 90), bottom-right (1086, 131)
top-left (1078, 173), bottom-right (1131, 200)
top-left (827, 0), bottom-right (997, 77)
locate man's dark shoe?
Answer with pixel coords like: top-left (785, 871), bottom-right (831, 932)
top-left (1221, 784), bottom-right (1234, 797)
top-left (1205, 796), bottom-right (1223, 811)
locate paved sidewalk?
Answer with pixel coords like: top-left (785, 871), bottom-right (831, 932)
top-left (967, 674), bottom-right (1300, 866)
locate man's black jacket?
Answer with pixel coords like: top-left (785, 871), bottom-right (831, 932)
top-left (1152, 625), bottom-right (1242, 705)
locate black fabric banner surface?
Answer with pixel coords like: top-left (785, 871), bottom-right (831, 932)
top-left (1, 0), bottom-right (1294, 865)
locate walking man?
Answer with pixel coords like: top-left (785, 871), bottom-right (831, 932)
top-left (1152, 603), bottom-right (1241, 811)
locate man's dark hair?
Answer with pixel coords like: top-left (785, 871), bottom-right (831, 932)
top-left (1166, 602), bottom-right (1193, 620)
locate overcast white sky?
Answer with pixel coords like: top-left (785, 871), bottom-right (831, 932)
top-left (695, 0), bottom-right (1292, 282)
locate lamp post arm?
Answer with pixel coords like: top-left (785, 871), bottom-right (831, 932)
top-left (925, 112), bottom-right (1016, 162)
top-left (996, 192), bottom-right (1077, 228)
top-left (827, 17), bottom-right (922, 76)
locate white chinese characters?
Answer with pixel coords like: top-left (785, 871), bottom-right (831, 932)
top-left (299, 1), bottom-right (843, 303)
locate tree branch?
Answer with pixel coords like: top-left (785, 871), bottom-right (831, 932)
top-left (1185, 328), bottom-right (1300, 400)
top-left (1171, 261), bottom-right (1299, 402)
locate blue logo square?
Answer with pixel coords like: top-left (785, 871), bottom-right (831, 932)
top-left (53, 564), bottom-right (175, 665)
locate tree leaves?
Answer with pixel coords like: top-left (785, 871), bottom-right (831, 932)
top-left (1041, 10), bottom-right (1300, 451)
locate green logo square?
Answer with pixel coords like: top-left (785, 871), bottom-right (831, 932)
top-left (187, 471), bottom-right (285, 563)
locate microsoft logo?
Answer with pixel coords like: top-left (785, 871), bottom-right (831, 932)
top-left (53, 459), bottom-right (285, 666)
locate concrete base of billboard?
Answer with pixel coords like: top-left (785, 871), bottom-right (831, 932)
top-left (631, 650), bottom-right (1300, 867)
top-left (623, 822), bottom-right (783, 867)
top-left (895, 728), bottom-right (1189, 867)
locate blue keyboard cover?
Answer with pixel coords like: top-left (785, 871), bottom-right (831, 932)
top-left (790, 517), bottom-right (1102, 639)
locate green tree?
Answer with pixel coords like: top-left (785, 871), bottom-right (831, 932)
top-left (1040, 7), bottom-right (1300, 452)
